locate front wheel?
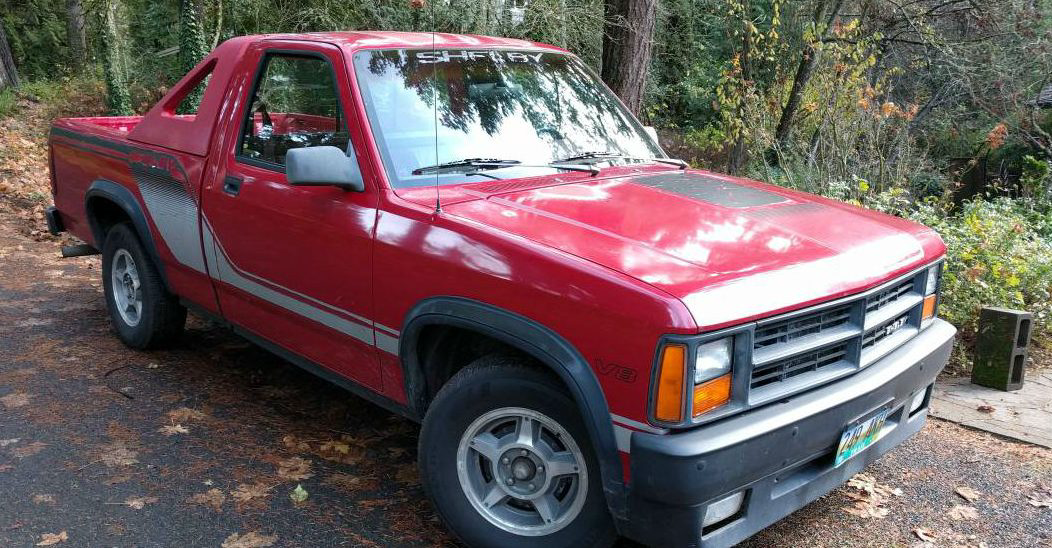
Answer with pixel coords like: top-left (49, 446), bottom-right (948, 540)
top-left (419, 356), bottom-right (616, 548)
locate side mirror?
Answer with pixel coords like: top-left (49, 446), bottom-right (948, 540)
top-left (286, 146), bottom-right (365, 191)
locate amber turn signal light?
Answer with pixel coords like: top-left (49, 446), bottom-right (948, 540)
top-left (922, 294), bottom-right (937, 320)
top-left (654, 344), bottom-right (687, 422)
top-left (692, 373), bottom-right (732, 417)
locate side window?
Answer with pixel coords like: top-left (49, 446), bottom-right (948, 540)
top-left (239, 53), bottom-right (349, 167)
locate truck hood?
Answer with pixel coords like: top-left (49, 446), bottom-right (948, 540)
top-left (443, 169), bottom-right (946, 330)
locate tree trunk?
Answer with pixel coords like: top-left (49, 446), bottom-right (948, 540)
top-left (600, 0), bottom-right (657, 117)
top-left (773, 0), bottom-right (843, 148)
top-left (100, 0), bottom-right (133, 115)
top-left (0, 25), bottom-right (19, 89)
top-left (727, 1), bottom-right (751, 175)
top-left (66, 0), bottom-right (88, 70)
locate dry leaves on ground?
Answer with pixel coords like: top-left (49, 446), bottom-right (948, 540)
top-left (276, 456), bottom-right (313, 481)
top-left (98, 442), bottom-right (138, 467)
top-left (35, 531), bottom-right (68, 546)
top-left (947, 504), bottom-right (980, 520)
top-left (167, 407), bottom-right (206, 422)
top-left (289, 484), bottom-right (308, 504)
top-left (841, 473), bottom-right (902, 519)
top-left (913, 527), bottom-right (937, 542)
top-left (230, 482), bottom-right (273, 503)
top-left (31, 494), bottom-right (55, 505)
top-left (124, 496), bottom-right (158, 510)
top-left (158, 424), bottom-right (189, 436)
top-left (0, 392), bottom-right (31, 408)
top-left (221, 531), bottom-right (277, 548)
top-left (12, 441), bottom-right (47, 458)
top-left (188, 488), bottom-right (226, 512)
top-left (955, 486), bottom-right (981, 502)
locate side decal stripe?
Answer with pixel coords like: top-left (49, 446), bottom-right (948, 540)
top-left (202, 219), bottom-right (399, 356)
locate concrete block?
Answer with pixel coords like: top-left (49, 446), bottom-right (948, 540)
top-left (972, 306), bottom-right (1031, 391)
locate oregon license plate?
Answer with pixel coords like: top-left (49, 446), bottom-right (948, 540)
top-left (834, 407), bottom-right (890, 467)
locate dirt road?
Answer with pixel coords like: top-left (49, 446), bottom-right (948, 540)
top-left (1, 207), bottom-right (1050, 547)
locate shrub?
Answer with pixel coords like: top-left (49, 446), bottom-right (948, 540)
top-left (909, 197), bottom-right (1052, 338)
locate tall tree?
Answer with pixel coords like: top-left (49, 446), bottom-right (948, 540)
top-left (100, 0), bottom-right (132, 115)
top-left (0, 24), bottom-right (19, 89)
top-left (66, 0), bottom-right (88, 70)
top-left (773, 0), bottom-right (843, 148)
top-left (600, 0), bottom-right (657, 116)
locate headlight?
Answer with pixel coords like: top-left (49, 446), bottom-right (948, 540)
top-left (694, 338), bottom-right (732, 383)
top-left (652, 337), bottom-right (735, 425)
top-left (922, 264), bottom-right (941, 323)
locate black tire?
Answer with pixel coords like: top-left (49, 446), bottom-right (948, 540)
top-left (101, 222), bottom-right (186, 349)
top-left (419, 356), bottom-right (616, 548)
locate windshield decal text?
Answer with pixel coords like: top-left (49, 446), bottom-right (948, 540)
top-left (415, 50), bottom-right (545, 64)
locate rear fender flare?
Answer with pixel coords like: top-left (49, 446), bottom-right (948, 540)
top-left (400, 297), bottom-right (626, 519)
top-left (84, 179), bottom-right (170, 291)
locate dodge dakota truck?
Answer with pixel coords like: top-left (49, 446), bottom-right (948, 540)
top-left (44, 31), bottom-right (955, 547)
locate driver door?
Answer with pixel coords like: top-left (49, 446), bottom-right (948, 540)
top-left (201, 41), bottom-right (382, 389)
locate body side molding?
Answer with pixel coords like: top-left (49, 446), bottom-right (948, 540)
top-left (399, 297), bottom-right (627, 521)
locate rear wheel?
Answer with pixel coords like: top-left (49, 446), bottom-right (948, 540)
top-left (101, 223), bottom-right (186, 349)
top-left (419, 356), bottom-right (616, 548)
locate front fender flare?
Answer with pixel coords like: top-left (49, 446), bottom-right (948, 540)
top-left (400, 297), bottom-right (627, 519)
top-left (85, 179), bottom-right (170, 291)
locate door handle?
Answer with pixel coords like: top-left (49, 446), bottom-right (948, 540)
top-left (223, 176), bottom-right (244, 196)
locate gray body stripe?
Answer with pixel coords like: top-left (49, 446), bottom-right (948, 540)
top-left (374, 323), bottom-right (400, 336)
top-left (204, 220), bottom-right (377, 346)
top-left (611, 413), bottom-right (667, 434)
top-left (613, 424), bottom-right (633, 453)
top-left (610, 414), bottom-right (668, 453)
top-left (133, 166), bottom-right (206, 273)
top-left (374, 331), bottom-right (400, 355)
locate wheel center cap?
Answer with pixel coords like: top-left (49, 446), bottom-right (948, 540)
top-left (511, 457), bottom-right (536, 481)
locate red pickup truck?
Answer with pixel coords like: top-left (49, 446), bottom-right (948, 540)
top-left (45, 32), bottom-right (955, 547)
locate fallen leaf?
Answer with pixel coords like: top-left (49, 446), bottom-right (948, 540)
top-left (124, 496), bottom-right (158, 510)
top-left (976, 405), bottom-right (995, 413)
top-left (145, 362), bottom-right (162, 369)
top-left (1028, 496), bottom-right (1052, 508)
top-left (158, 424), bottom-right (189, 436)
top-left (189, 488), bottom-right (226, 512)
top-left (0, 392), bottom-right (31, 408)
top-left (842, 501), bottom-right (889, 519)
top-left (289, 484), bottom-right (308, 504)
top-left (167, 407), bottom-right (206, 422)
top-left (955, 486), bottom-right (981, 503)
top-left (281, 434), bottom-right (311, 452)
top-left (99, 442), bottom-right (138, 467)
top-left (230, 482), bottom-right (273, 503)
top-left (394, 464), bottom-right (418, 485)
top-left (948, 504), bottom-right (979, 520)
top-left (913, 527), bottom-right (937, 542)
top-left (12, 441), bottom-right (46, 458)
top-left (36, 531), bottom-right (68, 545)
top-left (221, 531), bottom-right (277, 548)
top-left (276, 456), bottom-right (313, 481)
top-left (319, 440), bottom-right (350, 455)
top-left (0, 464), bottom-right (13, 472)
top-left (31, 494), bottom-right (55, 505)
top-left (0, 438), bottom-right (20, 447)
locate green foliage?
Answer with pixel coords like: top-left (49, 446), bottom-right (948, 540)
top-left (0, 0), bottom-right (70, 80)
top-left (0, 87), bottom-right (15, 117)
top-left (99, 2), bottom-right (133, 116)
top-left (911, 197), bottom-right (1052, 336)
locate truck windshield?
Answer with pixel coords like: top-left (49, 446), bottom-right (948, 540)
top-left (352, 48), bottom-right (663, 189)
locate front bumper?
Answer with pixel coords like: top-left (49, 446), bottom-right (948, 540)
top-left (622, 318), bottom-right (956, 547)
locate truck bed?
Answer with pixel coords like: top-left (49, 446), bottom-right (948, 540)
top-left (55, 116), bottom-right (144, 134)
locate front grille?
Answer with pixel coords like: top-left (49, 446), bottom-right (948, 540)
top-left (751, 341), bottom-right (848, 389)
top-left (748, 267), bottom-right (929, 403)
top-left (754, 304), bottom-right (852, 349)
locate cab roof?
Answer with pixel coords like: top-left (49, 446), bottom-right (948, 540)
top-left (256, 31), bottom-right (567, 53)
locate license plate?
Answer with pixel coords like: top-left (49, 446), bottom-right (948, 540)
top-left (834, 407), bottom-right (890, 467)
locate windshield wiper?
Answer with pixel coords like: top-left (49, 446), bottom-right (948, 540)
top-left (555, 151), bottom-right (689, 170)
top-left (413, 157), bottom-right (599, 176)
top-left (412, 158), bottom-right (521, 175)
